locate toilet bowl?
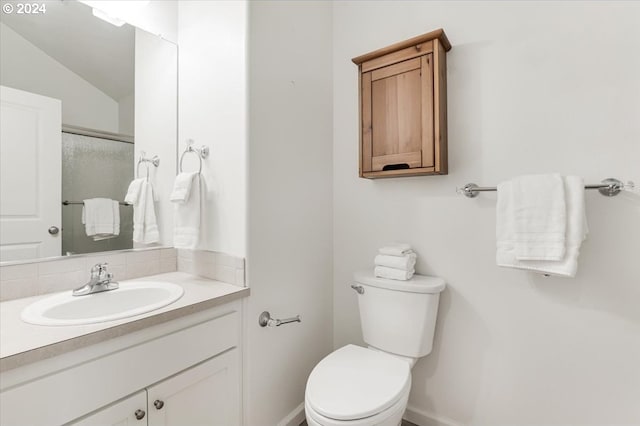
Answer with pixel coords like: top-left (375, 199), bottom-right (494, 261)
top-left (305, 271), bottom-right (446, 426)
top-left (305, 345), bottom-right (411, 426)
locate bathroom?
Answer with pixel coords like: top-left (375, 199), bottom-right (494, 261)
top-left (0, 1), bottom-right (638, 425)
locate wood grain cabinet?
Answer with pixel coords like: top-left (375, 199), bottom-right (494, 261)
top-left (353, 29), bottom-right (451, 178)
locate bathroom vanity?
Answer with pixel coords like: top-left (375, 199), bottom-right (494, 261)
top-left (0, 272), bottom-right (249, 426)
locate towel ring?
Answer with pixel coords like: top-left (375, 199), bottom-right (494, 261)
top-left (137, 152), bottom-right (160, 180)
top-left (179, 140), bottom-right (209, 174)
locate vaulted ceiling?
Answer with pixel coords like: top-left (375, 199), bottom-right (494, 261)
top-left (1, 0), bottom-right (134, 101)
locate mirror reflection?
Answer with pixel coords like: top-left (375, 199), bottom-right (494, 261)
top-left (0, 0), bottom-right (177, 263)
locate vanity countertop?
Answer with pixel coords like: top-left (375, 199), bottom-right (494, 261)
top-left (0, 272), bottom-right (249, 372)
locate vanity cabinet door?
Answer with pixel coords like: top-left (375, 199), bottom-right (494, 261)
top-left (69, 390), bottom-right (148, 426)
top-left (147, 349), bottom-right (240, 426)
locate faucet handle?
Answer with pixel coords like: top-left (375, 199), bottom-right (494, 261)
top-left (90, 262), bottom-right (108, 276)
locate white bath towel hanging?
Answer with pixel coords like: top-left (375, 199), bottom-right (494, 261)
top-left (170, 172), bottom-right (198, 204)
top-left (512, 174), bottom-right (566, 261)
top-left (173, 174), bottom-right (201, 249)
top-left (124, 178), bottom-right (145, 205)
top-left (132, 181), bottom-right (159, 244)
top-left (82, 198), bottom-right (120, 240)
top-left (497, 175), bottom-right (588, 277)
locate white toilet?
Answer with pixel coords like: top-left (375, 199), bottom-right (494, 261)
top-left (305, 270), bottom-right (445, 426)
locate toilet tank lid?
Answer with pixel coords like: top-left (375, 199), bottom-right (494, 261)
top-left (354, 270), bottom-right (446, 293)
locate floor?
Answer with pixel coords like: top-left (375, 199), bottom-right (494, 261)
top-left (300, 421), bottom-right (418, 426)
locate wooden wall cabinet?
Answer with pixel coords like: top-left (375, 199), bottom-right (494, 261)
top-left (353, 29), bottom-right (451, 178)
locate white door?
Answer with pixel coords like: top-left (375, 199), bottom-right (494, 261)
top-left (147, 349), bottom-right (241, 426)
top-left (69, 390), bottom-right (148, 426)
top-left (0, 85), bottom-right (61, 261)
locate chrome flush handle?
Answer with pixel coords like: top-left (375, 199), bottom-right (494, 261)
top-left (350, 284), bottom-right (364, 294)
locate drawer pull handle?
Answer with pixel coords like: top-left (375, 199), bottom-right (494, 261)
top-left (154, 400), bottom-right (165, 410)
top-left (134, 409), bottom-right (146, 420)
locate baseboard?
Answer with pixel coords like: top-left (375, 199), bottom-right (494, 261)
top-left (277, 402), bottom-right (306, 426)
top-left (404, 405), bottom-right (462, 426)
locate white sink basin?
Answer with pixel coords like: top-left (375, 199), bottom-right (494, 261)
top-left (21, 281), bottom-right (184, 326)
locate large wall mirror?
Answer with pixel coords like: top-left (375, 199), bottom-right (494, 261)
top-left (0, 0), bottom-right (177, 264)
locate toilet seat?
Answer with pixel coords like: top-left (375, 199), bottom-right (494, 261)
top-left (305, 388), bottom-right (410, 426)
top-left (305, 345), bottom-right (411, 421)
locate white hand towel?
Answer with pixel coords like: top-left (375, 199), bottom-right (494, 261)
top-left (91, 200), bottom-right (120, 241)
top-left (82, 198), bottom-right (119, 238)
top-left (512, 174), bottom-right (566, 261)
top-left (132, 181), bottom-right (159, 244)
top-left (170, 172), bottom-right (198, 204)
top-left (374, 266), bottom-right (415, 281)
top-left (174, 174), bottom-right (200, 249)
top-left (379, 243), bottom-right (412, 256)
top-left (374, 251), bottom-right (417, 270)
top-left (497, 176), bottom-right (587, 277)
top-left (124, 178), bottom-right (145, 205)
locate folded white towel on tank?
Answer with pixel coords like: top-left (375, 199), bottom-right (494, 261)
top-left (378, 243), bottom-right (412, 256)
top-left (374, 266), bottom-right (415, 281)
top-left (374, 251), bottom-right (417, 270)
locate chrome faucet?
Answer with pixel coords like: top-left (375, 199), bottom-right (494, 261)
top-left (72, 263), bottom-right (119, 296)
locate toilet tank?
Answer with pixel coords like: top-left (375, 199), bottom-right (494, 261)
top-left (353, 271), bottom-right (446, 358)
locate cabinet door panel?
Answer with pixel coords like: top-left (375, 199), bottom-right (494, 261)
top-left (147, 349), bottom-right (240, 426)
top-left (371, 67), bottom-right (422, 161)
top-left (68, 391), bottom-right (147, 426)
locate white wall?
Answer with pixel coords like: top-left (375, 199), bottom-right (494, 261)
top-left (134, 28), bottom-right (178, 248)
top-left (83, 0), bottom-right (179, 44)
top-left (178, 1), bottom-right (248, 257)
top-left (128, 0), bottom-right (178, 43)
top-left (333, 2), bottom-right (640, 425)
top-left (118, 93), bottom-right (134, 136)
top-left (247, 1), bottom-right (333, 424)
top-left (0, 23), bottom-right (119, 133)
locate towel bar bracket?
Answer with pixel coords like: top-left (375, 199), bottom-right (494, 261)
top-left (458, 178), bottom-right (631, 199)
top-left (594, 178), bottom-right (623, 197)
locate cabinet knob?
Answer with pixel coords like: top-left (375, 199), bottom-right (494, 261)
top-left (134, 409), bottom-right (146, 420)
top-left (154, 399), bottom-right (165, 410)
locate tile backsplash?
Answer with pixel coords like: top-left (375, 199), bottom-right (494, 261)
top-left (0, 248), bottom-right (245, 302)
top-left (0, 248), bottom-right (176, 302)
top-left (176, 249), bottom-right (245, 287)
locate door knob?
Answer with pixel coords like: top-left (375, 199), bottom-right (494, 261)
top-left (48, 226), bottom-right (59, 235)
top-left (153, 399), bottom-right (164, 409)
top-left (134, 409), bottom-right (146, 420)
